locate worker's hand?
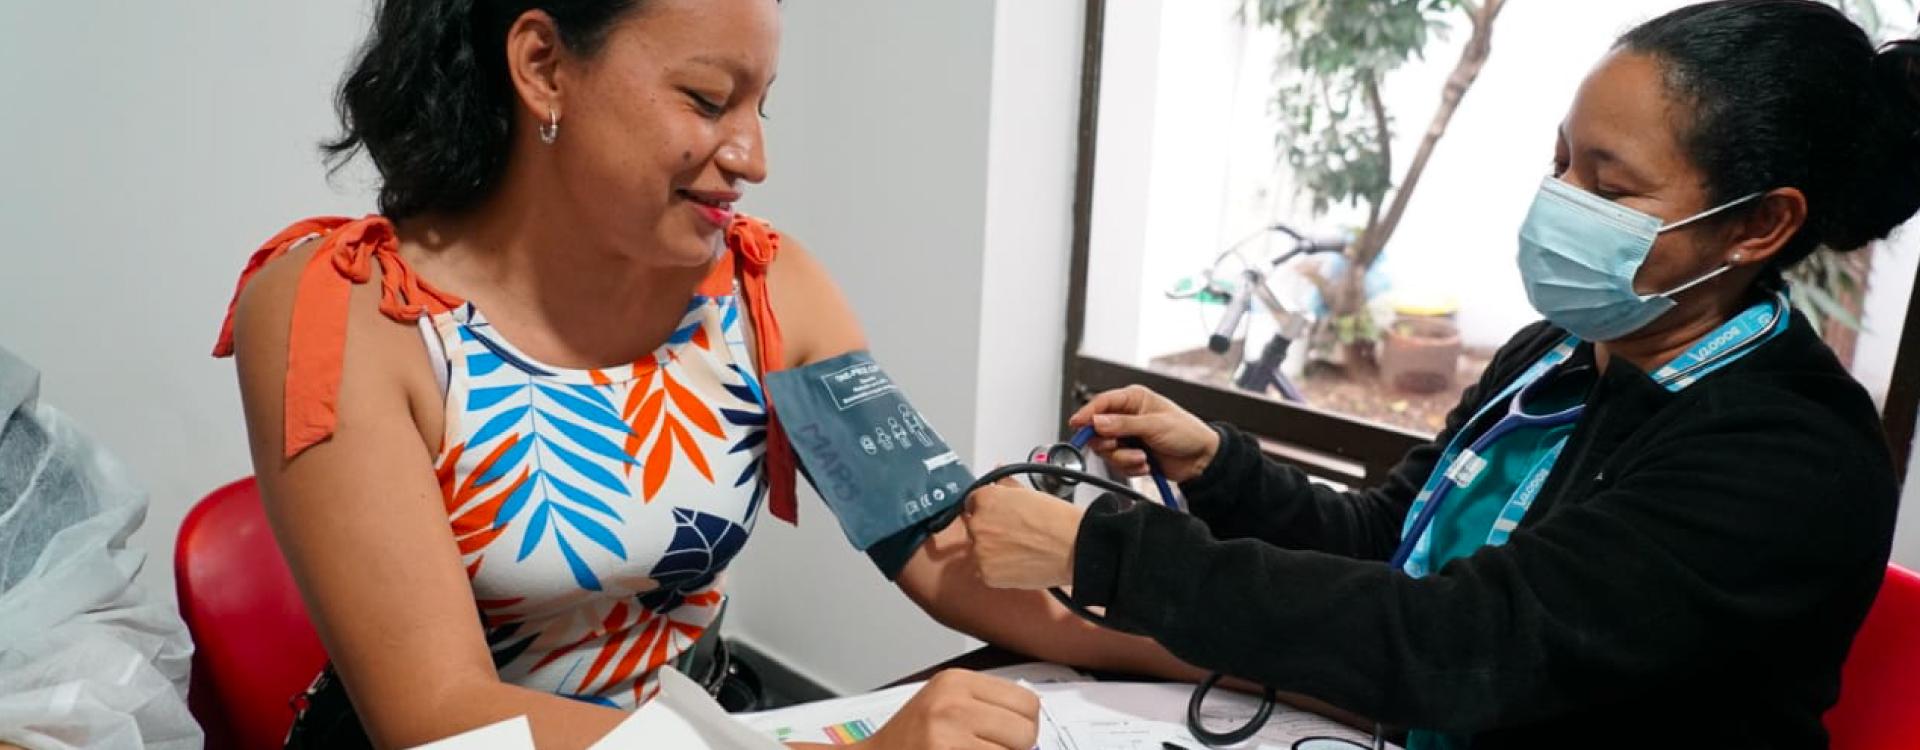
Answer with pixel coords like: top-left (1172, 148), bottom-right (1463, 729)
top-left (1069, 385), bottom-right (1219, 483)
top-left (857, 669), bottom-right (1040, 750)
top-left (963, 478), bottom-right (1085, 590)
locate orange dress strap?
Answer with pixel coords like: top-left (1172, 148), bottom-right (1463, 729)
top-left (213, 213), bottom-right (800, 525)
top-left (722, 215), bottom-right (800, 526)
top-left (211, 215), bottom-right (464, 460)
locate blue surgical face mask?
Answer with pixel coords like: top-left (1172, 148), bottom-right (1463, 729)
top-left (1517, 176), bottom-right (1762, 341)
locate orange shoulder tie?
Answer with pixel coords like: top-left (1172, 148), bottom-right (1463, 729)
top-left (212, 215), bottom-right (463, 459)
top-left (725, 215), bottom-right (800, 525)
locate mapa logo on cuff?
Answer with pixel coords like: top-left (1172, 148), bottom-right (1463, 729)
top-left (765, 350), bottom-right (974, 550)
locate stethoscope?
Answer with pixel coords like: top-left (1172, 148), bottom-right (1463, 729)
top-left (1386, 367), bottom-right (1587, 571)
top-left (1390, 290), bottom-right (1791, 573)
top-left (959, 425), bottom-right (1284, 747)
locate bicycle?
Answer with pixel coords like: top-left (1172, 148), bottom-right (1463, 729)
top-left (1165, 223), bottom-right (1351, 402)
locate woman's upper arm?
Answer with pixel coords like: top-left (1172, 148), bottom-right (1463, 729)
top-left (230, 252), bottom-right (525, 746)
top-left (764, 234), bottom-right (867, 367)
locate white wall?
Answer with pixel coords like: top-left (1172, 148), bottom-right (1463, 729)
top-left (717, 0), bottom-right (997, 693)
top-left (973, 2), bottom-right (1084, 472)
top-left (0, 0), bottom-right (1087, 697)
top-left (1079, 0), bottom-right (1165, 365)
top-left (0, 1), bottom-right (376, 604)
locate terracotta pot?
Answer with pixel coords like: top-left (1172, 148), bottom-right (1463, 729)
top-left (1380, 317), bottom-right (1461, 394)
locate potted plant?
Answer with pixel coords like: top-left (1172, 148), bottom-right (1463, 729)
top-left (1380, 296), bottom-right (1464, 394)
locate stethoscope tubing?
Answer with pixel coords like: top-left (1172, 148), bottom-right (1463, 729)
top-left (1067, 425), bottom-right (1181, 512)
top-left (1386, 372), bottom-right (1585, 570)
top-left (972, 427), bottom-right (1270, 746)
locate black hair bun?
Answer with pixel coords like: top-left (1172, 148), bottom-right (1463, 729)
top-left (1837, 32), bottom-right (1920, 253)
top-left (1874, 36), bottom-right (1920, 143)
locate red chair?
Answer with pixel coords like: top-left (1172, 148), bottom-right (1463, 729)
top-left (1827, 564), bottom-right (1920, 750)
top-left (175, 477), bottom-right (328, 750)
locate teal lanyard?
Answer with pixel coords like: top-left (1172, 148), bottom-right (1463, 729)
top-left (1397, 292), bottom-right (1790, 577)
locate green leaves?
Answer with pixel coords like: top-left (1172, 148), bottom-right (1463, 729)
top-left (1330, 308), bottom-right (1380, 345)
top-left (1251, 0), bottom-right (1466, 216)
top-left (1274, 74), bottom-right (1392, 213)
top-left (1786, 247), bottom-right (1871, 334)
top-left (1250, 0), bottom-right (1463, 72)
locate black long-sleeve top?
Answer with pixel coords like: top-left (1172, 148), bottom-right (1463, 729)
top-left (1071, 314), bottom-right (1897, 748)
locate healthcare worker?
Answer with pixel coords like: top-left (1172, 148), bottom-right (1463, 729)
top-left (964, 1), bottom-right (1920, 747)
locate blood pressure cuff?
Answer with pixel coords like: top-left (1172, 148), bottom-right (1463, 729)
top-left (765, 350), bottom-right (974, 578)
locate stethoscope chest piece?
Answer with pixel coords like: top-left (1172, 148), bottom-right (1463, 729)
top-left (1026, 442), bottom-right (1086, 499)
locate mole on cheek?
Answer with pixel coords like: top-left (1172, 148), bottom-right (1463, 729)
top-left (682, 150), bottom-right (692, 164)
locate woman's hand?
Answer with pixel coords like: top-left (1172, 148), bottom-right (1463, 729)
top-left (1069, 385), bottom-right (1220, 483)
top-left (963, 479), bottom-right (1086, 590)
top-left (855, 670), bottom-right (1039, 750)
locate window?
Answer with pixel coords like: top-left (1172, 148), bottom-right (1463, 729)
top-left (1062, 0), bottom-right (1920, 485)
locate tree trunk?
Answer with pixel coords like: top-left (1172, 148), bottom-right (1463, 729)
top-left (1328, 0), bottom-right (1508, 321)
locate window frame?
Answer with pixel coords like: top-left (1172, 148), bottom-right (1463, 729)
top-left (1057, 0), bottom-right (1920, 486)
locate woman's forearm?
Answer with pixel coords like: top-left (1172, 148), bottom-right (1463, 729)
top-left (896, 521), bottom-right (1199, 678)
top-left (897, 521), bottom-right (1378, 732)
top-left (359, 678), bottom-right (625, 750)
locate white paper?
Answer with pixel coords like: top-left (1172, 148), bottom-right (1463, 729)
top-left (980, 661), bottom-right (1092, 685)
top-left (1032, 681), bottom-right (1395, 750)
top-left (735, 682), bottom-right (922, 745)
top-left (406, 668), bottom-right (782, 750)
top-left (592, 667), bottom-right (787, 750)
top-left (407, 716), bottom-right (534, 750)
top-left (733, 660), bottom-right (1088, 745)
top-left (738, 668), bottom-right (1396, 750)
top-left (737, 679), bottom-right (1071, 748)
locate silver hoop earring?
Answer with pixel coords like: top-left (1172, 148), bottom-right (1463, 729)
top-left (539, 109), bottom-right (560, 145)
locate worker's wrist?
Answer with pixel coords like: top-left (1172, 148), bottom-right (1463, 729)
top-left (1185, 424), bottom-right (1229, 482)
top-left (1193, 423), bottom-right (1222, 480)
top-left (1049, 499), bottom-right (1085, 588)
top-left (1176, 423), bottom-right (1247, 507)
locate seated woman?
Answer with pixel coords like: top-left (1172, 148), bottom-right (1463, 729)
top-left (962, 1), bottom-right (1920, 747)
top-left (216, 1), bottom-right (1217, 748)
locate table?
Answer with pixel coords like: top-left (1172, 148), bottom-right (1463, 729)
top-left (889, 645), bottom-right (1388, 742)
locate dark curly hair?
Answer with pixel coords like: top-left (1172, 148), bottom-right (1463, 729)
top-left (323, 1), bottom-right (643, 220)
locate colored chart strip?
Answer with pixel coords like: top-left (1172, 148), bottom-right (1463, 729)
top-left (823, 719), bottom-right (876, 745)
